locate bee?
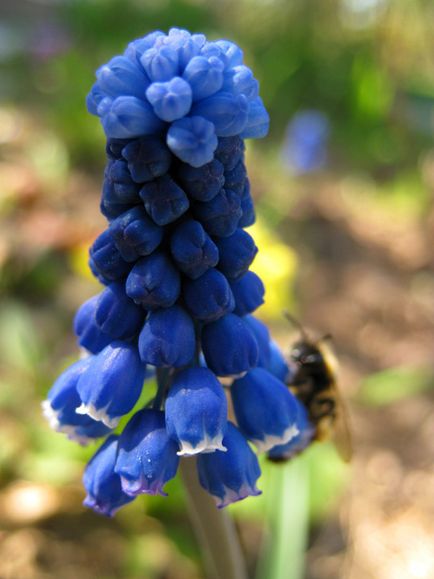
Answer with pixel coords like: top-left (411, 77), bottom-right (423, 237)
top-left (283, 312), bottom-right (352, 462)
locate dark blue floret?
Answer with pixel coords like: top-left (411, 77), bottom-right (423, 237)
top-left (193, 188), bottom-right (242, 237)
top-left (74, 296), bottom-right (113, 354)
top-left (94, 282), bottom-right (146, 340)
top-left (83, 436), bottom-right (135, 516)
top-left (232, 368), bottom-right (299, 452)
top-left (139, 175), bottom-right (189, 226)
top-left (43, 358), bottom-right (112, 444)
top-left (223, 161), bottom-right (247, 196)
top-left (238, 179), bottom-right (255, 227)
top-left (115, 409), bottom-right (179, 496)
top-left (76, 341), bottom-right (147, 427)
top-left (215, 229), bottom-right (257, 280)
top-left (89, 229), bottom-right (132, 281)
top-left (230, 271), bottom-right (265, 316)
top-left (201, 313), bottom-right (258, 376)
top-left (138, 305), bottom-right (195, 367)
top-left (109, 206), bottom-right (164, 262)
top-left (100, 180), bottom-right (138, 221)
top-left (170, 219), bottom-right (219, 279)
top-left (183, 268), bottom-right (235, 322)
top-left (265, 341), bottom-right (290, 383)
top-left (197, 422), bottom-right (261, 508)
top-left (105, 159), bottom-right (141, 200)
top-left (165, 367), bottom-right (227, 455)
top-left (126, 251), bottom-right (180, 309)
top-left (243, 315), bottom-right (271, 367)
top-left (267, 401), bottom-right (315, 460)
top-left (121, 136), bottom-right (172, 183)
top-left (214, 136), bottom-right (245, 171)
top-left (176, 158), bottom-right (224, 202)
top-left (106, 138), bottom-right (131, 160)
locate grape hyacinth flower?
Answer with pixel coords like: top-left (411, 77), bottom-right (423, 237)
top-left (43, 28), bottom-right (314, 518)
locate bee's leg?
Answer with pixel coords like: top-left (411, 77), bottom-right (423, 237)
top-left (310, 396), bottom-right (336, 421)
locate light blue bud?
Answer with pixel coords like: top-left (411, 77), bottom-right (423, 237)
top-left (146, 77), bottom-right (192, 122)
top-left (96, 56), bottom-right (150, 100)
top-left (124, 31), bottom-right (165, 63)
top-left (183, 56), bottom-right (224, 101)
top-left (166, 116), bottom-right (217, 168)
top-left (191, 92), bottom-right (249, 137)
top-left (240, 97), bottom-right (270, 139)
top-left (140, 45), bottom-right (180, 82)
top-left (102, 96), bottom-right (164, 139)
top-left (214, 40), bottom-right (244, 68)
top-left (222, 65), bottom-right (259, 101)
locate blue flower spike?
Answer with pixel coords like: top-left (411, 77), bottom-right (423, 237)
top-left (44, 29), bottom-right (312, 516)
top-left (165, 368), bottom-right (228, 455)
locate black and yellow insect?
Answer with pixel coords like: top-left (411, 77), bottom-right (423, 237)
top-left (284, 312), bottom-right (352, 462)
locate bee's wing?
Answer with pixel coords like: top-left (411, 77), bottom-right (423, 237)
top-left (332, 390), bottom-right (353, 462)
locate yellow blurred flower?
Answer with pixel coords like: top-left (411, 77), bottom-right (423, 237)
top-left (247, 218), bottom-right (298, 321)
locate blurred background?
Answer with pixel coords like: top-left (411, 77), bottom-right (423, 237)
top-left (0, 0), bottom-right (433, 578)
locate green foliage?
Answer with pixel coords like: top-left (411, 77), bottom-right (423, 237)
top-left (359, 366), bottom-right (434, 407)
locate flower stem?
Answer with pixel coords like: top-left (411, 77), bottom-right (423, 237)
top-left (180, 458), bottom-right (249, 579)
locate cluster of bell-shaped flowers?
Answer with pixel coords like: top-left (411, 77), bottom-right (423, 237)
top-left (43, 28), bottom-right (313, 516)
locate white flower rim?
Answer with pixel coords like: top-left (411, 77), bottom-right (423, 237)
top-left (251, 423), bottom-right (300, 454)
top-left (76, 402), bottom-right (119, 429)
top-left (177, 433), bottom-right (227, 456)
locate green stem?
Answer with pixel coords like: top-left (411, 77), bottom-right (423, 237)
top-left (180, 458), bottom-right (249, 579)
top-left (154, 367), bottom-right (171, 409)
